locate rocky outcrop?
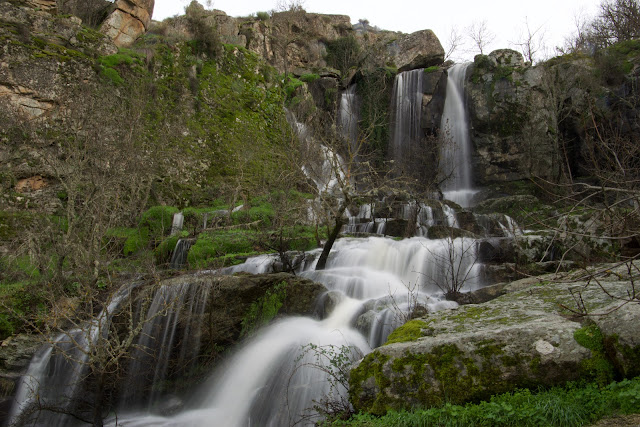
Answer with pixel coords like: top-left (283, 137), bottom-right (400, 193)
top-left (349, 262), bottom-right (640, 414)
top-left (385, 30), bottom-right (444, 72)
top-left (465, 49), bottom-right (558, 184)
top-left (596, 302), bottom-right (640, 378)
top-left (100, 0), bottom-right (154, 47)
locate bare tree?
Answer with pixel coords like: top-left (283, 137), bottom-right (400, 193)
top-left (558, 8), bottom-right (594, 54)
top-left (466, 19), bottom-right (496, 55)
top-left (444, 26), bottom-right (464, 61)
top-left (590, 0), bottom-right (640, 47)
top-left (426, 235), bottom-right (479, 300)
top-left (512, 17), bottom-right (547, 64)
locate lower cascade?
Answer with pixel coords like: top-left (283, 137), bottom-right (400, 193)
top-left (10, 234), bottom-right (481, 426)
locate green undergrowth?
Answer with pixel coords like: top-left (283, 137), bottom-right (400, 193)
top-left (0, 256), bottom-right (47, 339)
top-left (329, 377), bottom-right (640, 426)
top-left (97, 48), bottom-right (145, 85)
top-left (187, 229), bottom-right (260, 269)
top-left (240, 280), bottom-right (288, 337)
top-left (574, 323), bottom-right (614, 386)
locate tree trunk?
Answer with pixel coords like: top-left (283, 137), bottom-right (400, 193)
top-left (316, 213), bottom-right (345, 271)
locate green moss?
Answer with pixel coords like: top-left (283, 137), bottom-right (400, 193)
top-left (284, 77), bottom-right (304, 98)
top-left (187, 229), bottom-right (259, 269)
top-left (231, 203), bottom-right (275, 227)
top-left (349, 350), bottom-right (392, 415)
top-left (574, 323), bottom-right (614, 386)
top-left (388, 344), bottom-right (482, 408)
top-left (139, 206), bottom-right (179, 243)
top-left (299, 73), bottom-right (320, 83)
top-left (385, 320), bottom-right (428, 345)
top-left (424, 66), bottom-right (439, 73)
top-left (101, 67), bottom-right (124, 85)
top-left (240, 281), bottom-right (288, 336)
top-left (155, 231), bottom-right (189, 261)
top-left (106, 227), bottom-right (150, 256)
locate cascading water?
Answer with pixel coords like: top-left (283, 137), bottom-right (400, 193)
top-left (390, 69), bottom-right (424, 175)
top-left (338, 84), bottom-right (359, 155)
top-left (170, 238), bottom-right (194, 269)
top-left (119, 280), bottom-right (213, 410)
top-left (9, 282), bottom-right (140, 426)
top-left (288, 110), bottom-right (347, 194)
top-left (440, 63), bottom-right (477, 207)
top-left (88, 236), bottom-right (479, 426)
top-left (11, 98), bottom-right (487, 427)
top-left (11, 233), bottom-right (482, 426)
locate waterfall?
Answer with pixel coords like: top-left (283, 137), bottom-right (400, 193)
top-left (440, 63), bottom-right (476, 207)
top-left (170, 212), bottom-right (184, 236)
top-left (9, 282), bottom-right (140, 426)
top-left (11, 234), bottom-right (483, 426)
top-left (288, 110), bottom-right (347, 194)
top-left (120, 281), bottom-right (213, 410)
top-left (170, 238), bottom-right (194, 269)
top-left (390, 69), bottom-right (424, 174)
top-left (338, 84), bottom-right (359, 155)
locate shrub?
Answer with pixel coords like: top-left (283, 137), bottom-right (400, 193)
top-left (187, 229), bottom-right (258, 268)
top-left (139, 206), bottom-right (179, 243)
top-left (326, 36), bottom-right (361, 75)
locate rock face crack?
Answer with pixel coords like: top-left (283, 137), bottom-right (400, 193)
top-left (0, 83), bottom-right (56, 118)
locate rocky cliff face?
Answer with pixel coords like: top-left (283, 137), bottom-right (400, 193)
top-left (154, 4), bottom-right (444, 77)
top-left (12, 0), bottom-right (154, 47)
top-left (465, 49), bottom-right (559, 184)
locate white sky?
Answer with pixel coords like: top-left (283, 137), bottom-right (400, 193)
top-left (152, 0), bottom-right (601, 61)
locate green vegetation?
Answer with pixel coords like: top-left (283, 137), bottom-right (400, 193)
top-left (240, 281), bottom-right (288, 336)
top-left (187, 229), bottom-right (259, 269)
top-left (326, 36), bottom-right (361, 76)
top-left (574, 323), bottom-right (615, 386)
top-left (356, 67), bottom-right (396, 165)
top-left (98, 48), bottom-right (144, 85)
top-left (384, 320), bottom-right (428, 345)
top-left (331, 377), bottom-right (640, 426)
top-left (300, 73), bottom-right (321, 83)
top-left (256, 11), bottom-right (270, 21)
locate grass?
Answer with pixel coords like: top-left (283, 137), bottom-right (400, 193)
top-left (327, 377), bottom-right (640, 426)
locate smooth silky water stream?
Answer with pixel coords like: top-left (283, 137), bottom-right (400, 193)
top-left (97, 236), bottom-right (479, 426)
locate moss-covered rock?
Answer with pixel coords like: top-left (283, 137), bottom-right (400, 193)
top-left (349, 262), bottom-right (640, 415)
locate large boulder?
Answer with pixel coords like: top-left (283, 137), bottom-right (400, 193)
top-left (349, 262), bottom-right (639, 414)
top-left (387, 30), bottom-right (445, 72)
top-left (100, 0), bottom-right (155, 47)
top-left (596, 302), bottom-right (640, 378)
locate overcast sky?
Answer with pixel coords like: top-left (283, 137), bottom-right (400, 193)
top-left (152, 0), bottom-right (601, 62)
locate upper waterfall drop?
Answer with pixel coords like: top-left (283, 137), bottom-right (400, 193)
top-left (390, 69), bottom-right (424, 175)
top-left (440, 63), bottom-right (476, 207)
top-left (338, 84), bottom-right (359, 155)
